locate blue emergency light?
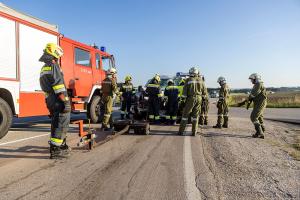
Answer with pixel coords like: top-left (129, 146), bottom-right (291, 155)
top-left (100, 46), bottom-right (106, 52)
top-left (176, 72), bottom-right (189, 77)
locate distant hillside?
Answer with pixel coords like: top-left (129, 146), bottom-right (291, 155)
top-left (208, 87), bottom-right (300, 94)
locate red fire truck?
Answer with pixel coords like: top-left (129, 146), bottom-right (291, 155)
top-left (0, 3), bottom-right (115, 138)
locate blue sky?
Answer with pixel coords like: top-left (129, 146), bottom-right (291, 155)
top-left (3, 0), bottom-right (300, 88)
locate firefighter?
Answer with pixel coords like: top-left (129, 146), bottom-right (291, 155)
top-left (145, 74), bottom-right (162, 123)
top-left (213, 76), bottom-right (230, 128)
top-left (199, 76), bottom-right (209, 125)
top-left (39, 43), bottom-right (71, 159)
top-left (101, 68), bottom-right (120, 131)
top-left (120, 75), bottom-right (134, 119)
top-left (177, 78), bottom-right (186, 122)
top-left (178, 67), bottom-right (206, 136)
top-left (164, 79), bottom-right (179, 125)
top-left (248, 73), bottom-right (267, 139)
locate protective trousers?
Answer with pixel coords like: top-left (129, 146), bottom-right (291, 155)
top-left (166, 99), bottom-right (178, 122)
top-left (102, 95), bottom-right (113, 128)
top-left (179, 96), bottom-right (202, 135)
top-left (46, 94), bottom-right (70, 146)
top-left (217, 100), bottom-right (229, 127)
top-left (148, 97), bottom-right (160, 121)
top-left (199, 99), bottom-right (209, 125)
top-left (251, 99), bottom-right (266, 133)
top-left (121, 97), bottom-right (132, 119)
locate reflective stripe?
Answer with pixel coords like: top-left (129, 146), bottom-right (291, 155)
top-left (41, 66), bottom-right (52, 72)
top-left (50, 138), bottom-right (63, 146)
top-left (191, 117), bottom-right (198, 121)
top-left (181, 117), bottom-right (188, 121)
top-left (40, 71), bottom-right (52, 76)
top-left (218, 114), bottom-right (224, 117)
top-left (52, 84), bottom-right (66, 94)
top-left (171, 116), bottom-right (177, 120)
top-left (147, 84), bottom-right (159, 88)
top-left (120, 111), bottom-right (126, 114)
top-left (166, 86), bottom-right (178, 90)
top-left (181, 95), bottom-right (187, 98)
top-left (104, 114), bottom-right (111, 117)
top-left (165, 116), bottom-right (171, 119)
top-left (155, 116), bottom-right (160, 120)
top-left (103, 81), bottom-right (112, 84)
top-left (187, 80), bottom-right (201, 85)
top-left (158, 93), bottom-right (163, 97)
top-left (253, 121), bottom-right (260, 125)
top-left (149, 115), bottom-right (154, 119)
top-left (53, 84), bottom-right (65, 90)
top-left (122, 85), bottom-right (133, 89)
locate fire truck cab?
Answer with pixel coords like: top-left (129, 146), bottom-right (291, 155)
top-left (0, 3), bottom-right (114, 138)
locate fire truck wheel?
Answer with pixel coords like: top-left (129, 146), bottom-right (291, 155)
top-left (88, 95), bottom-right (101, 123)
top-left (0, 97), bottom-right (12, 139)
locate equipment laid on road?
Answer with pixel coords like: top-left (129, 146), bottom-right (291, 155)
top-left (113, 119), bottom-right (150, 135)
top-left (72, 120), bottom-right (96, 150)
top-left (0, 3), bottom-right (116, 139)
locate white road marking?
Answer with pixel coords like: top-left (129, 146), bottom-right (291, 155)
top-left (184, 136), bottom-right (202, 200)
top-left (0, 133), bottom-right (49, 146)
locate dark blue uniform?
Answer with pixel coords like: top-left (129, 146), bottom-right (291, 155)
top-left (164, 85), bottom-right (179, 124)
top-left (145, 79), bottom-right (161, 122)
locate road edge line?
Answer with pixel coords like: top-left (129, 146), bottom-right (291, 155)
top-left (184, 136), bottom-right (202, 200)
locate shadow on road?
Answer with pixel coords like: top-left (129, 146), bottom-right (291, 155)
top-left (9, 125), bottom-right (79, 134)
top-left (202, 132), bottom-right (252, 139)
top-left (0, 146), bottom-right (49, 159)
top-left (149, 130), bottom-right (183, 136)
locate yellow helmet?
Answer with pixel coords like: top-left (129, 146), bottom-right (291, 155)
top-left (125, 75), bottom-right (132, 82)
top-left (45, 43), bottom-right (63, 59)
top-left (154, 74), bottom-right (161, 82)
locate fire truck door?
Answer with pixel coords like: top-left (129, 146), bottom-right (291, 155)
top-left (73, 47), bottom-right (93, 97)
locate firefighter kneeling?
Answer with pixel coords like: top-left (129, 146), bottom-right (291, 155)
top-left (39, 43), bottom-right (71, 159)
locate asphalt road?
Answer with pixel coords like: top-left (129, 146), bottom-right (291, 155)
top-left (0, 106), bottom-right (299, 200)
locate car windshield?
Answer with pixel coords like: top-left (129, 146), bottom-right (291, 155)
top-left (160, 79), bottom-right (169, 88)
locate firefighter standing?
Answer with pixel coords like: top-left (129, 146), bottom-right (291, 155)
top-left (39, 43), bottom-right (71, 159)
top-left (213, 76), bottom-right (230, 128)
top-left (101, 68), bottom-right (120, 131)
top-left (120, 75), bottom-right (134, 119)
top-left (177, 78), bottom-right (186, 122)
top-left (199, 76), bottom-right (209, 125)
top-left (164, 79), bottom-right (179, 125)
top-left (146, 74), bottom-right (162, 123)
top-left (248, 73), bottom-right (267, 139)
top-left (178, 67), bottom-right (206, 136)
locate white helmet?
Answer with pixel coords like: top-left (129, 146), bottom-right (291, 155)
top-left (189, 67), bottom-right (199, 77)
top-left (167, 79), bottom-right (174, 84)
top-left (217, 76), bottom-right (226, 84)
top-left (107, 68), bottom-right (117, 75)
top-left (249, 73), bottom-right (261, 81)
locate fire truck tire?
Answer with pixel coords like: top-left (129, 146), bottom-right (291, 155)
top-left (88, 95), bottom-right (102, 123)
top-left (0, 97), bottom-right (12, 139)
